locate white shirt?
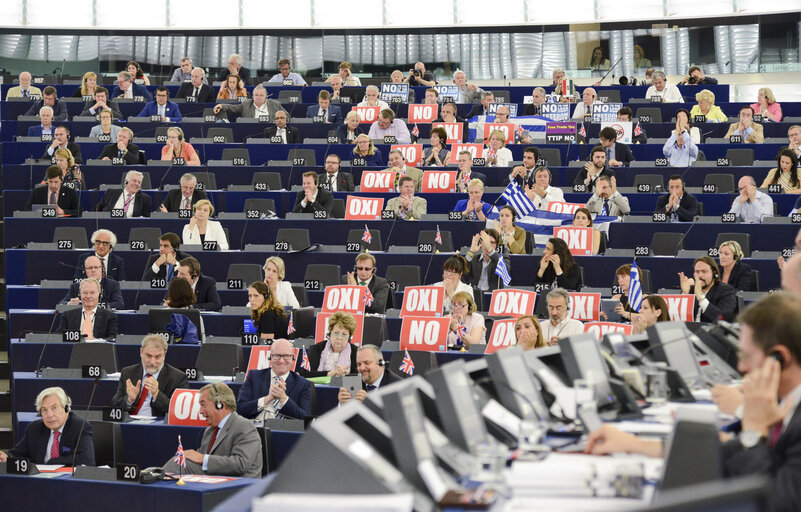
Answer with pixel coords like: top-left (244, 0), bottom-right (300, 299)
top-left (112, 190), bottom-right (137, 218)
top-left (274, 127), bottom-right (286, 144)
top-left (645, 84), bottom-right (683, 103)
top-left (254, 102), bottom-right (270, 119)
top-left (44, 424), bottom-right (66, 463)
top-left (323, 172), bottom-right (338, 191)
top-left (357, 99), bottom-right (390, 110)
top-left (572, 100), bottom-right (602, 119)
top-left (128, 367), bottom-right (162, 417)
top-left (540, 317), bottom-right (585, 341)
top-left (533, 186), bottom-right (565, 210)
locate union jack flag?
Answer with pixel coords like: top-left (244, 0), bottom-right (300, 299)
top-left (399, 349), bottom-right (415, 375)
top-left (287, 312), bottom-right (296, 334)
top-left (434, 225), bottom-right (443, 245)
top-left (579, 124), bottom-right (587, 138)
top-left (363, 287), bottom-right (374, 307)
top-left (412, 124), bottom-right (420, 137)
top-left (633, 123), bottom-right (643, 137)
top-left (300, 348), bottom-right (311, 371)
top-left (487, 148), bottom-right (497, 162)
top-left (456, 324), bottom-right (467, 346)
top-left (460, 171), bottom-right (471, 188)
top-left (361, 225), bottom-right (372, 244)
top-left (173, 436), bottom-right (185, 468)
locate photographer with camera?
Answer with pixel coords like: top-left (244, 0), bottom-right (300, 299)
top-left (679, 66), bottom-right (717, 86)
top-left (404, 61), bottom-right (436, 87)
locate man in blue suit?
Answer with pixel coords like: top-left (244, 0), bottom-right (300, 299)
top-left (137, 86), bottom-right (182, 123)
top-left (23, 86), bottom-right (69, 121)
top-left (306, 90), bottom-right (341, 124)
top-left (237, 339), bottom-right (312, 420)
top-left (109, 71), bottom-right (153, 102)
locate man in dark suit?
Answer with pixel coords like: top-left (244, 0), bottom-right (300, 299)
top-left (25, 166), bottom-right (81, 217)
top-left (468, 91), bottom-right (496, 117)
top-left (57, 278), bottom-right (118, 340)
top-left (163, 383), bottom-right (262, 478)
top-left (597, 126), bottom-right (635, 167)
top-left (144, 233), bottom-right (191, 282)
top-left (79, 86), bottom-right (122, 120)
top-left (23, 86), bottom-right (69, 121)
top-left (679, 256), bottom-right (737, 323)
top-left (524, 87), bottom-right (548, 116)
top-left (136, 87), bottom-right (182, 123)
top-left (218, 53), bottom-right (252, 85)
top-left (176, 67), bottom-right (216, 103)
top-left (109, 71), bottom-right (152, 102)
top-left (171, 257), bottom-right (221, 311)
top-left (111, 334), bottom-right (189, 417)
top-left (41, 125), bottom-right (82, 164)
top-left (98, 127), bottom-right (140, 164)
top-left (0, 387), bottom-right (94, 466)
top-left (573, 145), bottom-right (616, 193)
top-left (306, 90), bottom-right (342, 124)
top-left (436, 101), bottom-right (469, 142)
top-left (654, 175), bottom-right (698, 222)
top-left (466, 229), bottom-right (511, 291)
top-left (159, 173), bottom-right (208, 212)
top-left (343, 253), bottom-right (389, 314)
top-left (74, 229), bottom-right (126, 282)
top-left (237, 339), bottom-right (312, 420)
top-left (293, 171), bottom-right (334, 214)
top-left (96, 170), bottom-right (152, 217)
top-left (318, 154), bottom-right (354, 192)
top-left (263, 110), bottom-right (302, 144)
top-left (60, 255), bottom-right (124, 309)
top-left (338, 345), bottom-right (400, 404)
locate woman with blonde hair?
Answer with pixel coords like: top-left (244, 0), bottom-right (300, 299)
top-left (515, 315), bottom-right (546, 350)
top-left (447, 291), bottom-right (486, 348)
top-left (51, 148), bottom-right (84, 190)
top-left (352, 133), bottom-right (384, 166)
top-left (690, 89), bottom-right (728, 123)
top-left (72, 71), bottom-right (98, 98)
top-left (160, 127), bottom-right (200, 166)
top-left (751, 87), bottom-right (783, 122)
top-left (482, 129), bottom-right (513, 167)
top-left (182, 199), bottom-right (229, 250)
top-left (262, 256), bottom-right (300, 309)
top-left (335, 110), bottom-right (366, 143)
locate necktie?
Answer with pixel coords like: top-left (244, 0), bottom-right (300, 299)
top-left (182, 197), bottom-right (190, 210)
top-left (167, 264), bottom-right (174, 282)
top-left (118, 149), bottom-right (125, 158)
top-left (99, 256), bottom-right (107, 276)
top-left (49, 191), bottom-right (57, 205)
top-left (602, 199), bottom-right (609, 216)
top-left (123, 193), bottom-right (133, 214)
top-left (322, 109), bottom-right (327, 121)
top-left (359, 281), bottom-right (366, 286)
top-left (82, 310), bottom-right (94, 338)
top-left (50, 431), bottom-right (60, 461)
top-left (770, 422), bottom-right (783, 449)
top-left (327, 175), bottom-right (333, 191)
top-left (606, 148), bottom-right (610, 162)
top-left (23, 89), bottom-right (28, 98)
top-left (366, 384), bottom-right (376, 391)
top-left (207, 427), bottom-right (219, 454)
top-left (158, 105), bottom-right (165, 117)
top-left (271, 377), bottom-right (282, 416)
top-left (193, 87), bottom-right (199, 99)
top-left (131, 373), bottom-right (152, 414)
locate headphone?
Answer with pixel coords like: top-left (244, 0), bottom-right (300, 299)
top-left (771, 350), bottom-right (787, 370)
top-left (170, 127), bottom-right (184, 141)
top-left (377, 359), bottom-right (385, 366)
top-left (208, 383), bottom-right (224, 410)
top-left (38, 395), bottom-right (71, 416)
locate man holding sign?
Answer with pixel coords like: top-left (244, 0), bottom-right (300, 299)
top-left (678, 256), bottom-right (737, 323)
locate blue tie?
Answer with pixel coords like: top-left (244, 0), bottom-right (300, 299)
top-left (601, 199), bottom-right (609, 216)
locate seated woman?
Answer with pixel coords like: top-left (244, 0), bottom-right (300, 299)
top-left (126, 60), bottom-right (150, 86)
top-left (689, 89), bottom-right (728, 123)
top-left (51, 148), bottom-right (84, 190)
top-left (494, 205), bottom-right (527, 255)
top-left (88, 109), bottom-right (121, 140)
top-left (760, 149), bottom-right (801, 194)
top-left (263, 256), bottom-right (300, 309)
top-left (453, 179), bottom-right (493, 221)
top-left (632, 295), bottom-right (669, 334)
top-left (718, 240), bottom-right (752, 292)
top-left (588, 47), bottom-right (610, 71)
top-left (217, 74), bottom-right (247, 100)
top-left (447, 291), bottom-right (486, 349)
top-left (72, 71), bottom-right (98, 98)
top-left (611, 264), bottom-right (636, 321)
top-left (301, 311), bottom-right (359, 378)
top-left (482, 129), bottom-right (513, 167)
top-left (534, 237), bottom-right (582, 291)
top-left (182, 199), bottom-right (229, 250)
top-left (572, 207), bottom-right (601, 255)
top-left (161, 127), bottom-right (201, 166)
top-left (335, 111), bottom-right (366, 143)
top-left (750, 87), bottom-right (782, 123)
top-left (433, 255), bottom-right (473, 314)
top-left (247, 281), bottom-right (288, 342)
top-left (163, 277), bottom-right (205, 342)
top-left (515, 315), bottom-right (546, 350)
top-left (352, 134), bottom-right (384, 166)
top-left (422, 126), bottom-right (450, 167)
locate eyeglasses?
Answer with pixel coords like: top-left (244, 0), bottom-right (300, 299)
top-left (329, 332), bottom-right (350, 339)
top-left (452, 303), bottom-right (467, 309)
top-left (270, 354), bottom-right (293, 361)
top-left (94, 241), bottom-right (111, 247)
top-left (355, 267), bottom-right (373, 271)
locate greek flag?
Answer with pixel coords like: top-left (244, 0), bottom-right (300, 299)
top-left (628, 260), bottom-right (643, 312)
top-left (501, 182), bottom-right (536, 218)
top-left (494, 255), bottom-right (512, 287)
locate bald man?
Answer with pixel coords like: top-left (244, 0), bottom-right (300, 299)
top-left (572, 87), bottom-right (602, 119)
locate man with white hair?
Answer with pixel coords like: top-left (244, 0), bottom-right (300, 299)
top-left (6, 71), bottom-right (42, 99)
top-left (160, 173), bottom-right (208, 212)
top-left (109, 71), bottom-right (152, 102)
top-left (645, 71), bottom-right (683, 103)
top-left (96, 170), bottom-right (152, 217)
top-left (26, 105), bottom-right (54, 137)
top-left (219, 53), bottom-right (252, 85)
top-left (57, 278), bottom-right (119, 340)
top-left (111, 334), bottom-right (189, 417)
top-left (453, 70), bottom-right (483, 103)
top-left (524, 87), bottom-right (548, 116)
top-left (213, 85), bottom-right (283, 122)
top-left (74, 229), bottom-right (125, 281)
top-left (571, 87), bottom-right (602, 119)
top-left (357, 85), bottom-right (390, 110)
top-left (0, 387), bottom-right (94, 465)
top-left (176, 67), bottom-right (215, 102)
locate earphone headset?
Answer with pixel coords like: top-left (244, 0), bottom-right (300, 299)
top-left (37, 395), bottom-right (71, 416)
top-left (771, 350), bottom-right (787, 370)
top-left (208, 383), bottom-right (224, 409)
top-left (377, 359), bottom-right (385, 366)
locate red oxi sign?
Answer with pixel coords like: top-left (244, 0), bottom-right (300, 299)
top-left (568, 292), bottom-right (601, 322)
top-left (584, 322), bottom-right (632, 339)
top-left (345, 196), bottom-right (385, 220)
top-left (661, 295), bottom-right (696, 321)
top-left (359, 172), bottom-right (395, 193)
top-left (547, 201), bottom-right (585, 215)
top-left (167, 389), bottom-right (206, 426)
top-left (432, 122), bottom-right (463, 144)
top-left (401, 286), bottom-right (444, 317)
top-left (488, 289), bottom-right (537, 318)
top-left (554, 226), bottom-right (593, 256)
top-left (485, 318), bottom-right (518, 353)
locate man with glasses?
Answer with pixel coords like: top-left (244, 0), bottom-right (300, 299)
top-left (318, 154), bottom-right (354, 192)
top-left (729, 175), bottom-right (774, 224)
top-left (539, 288), bottom-right (583, 345)
top-left (60, 255), bottom-right (124, 310)
top-left (74, 229), bottom-right (126, 281)
top-left (109, 71), bottom-right (152, 102)
top-left (57, 278), bottom-right (118, 340)
top-left (137, 87), bottom-right (182, 123)
top-left (344, 253), bottom-right (389, 314)
top-left (236, 339), bottom-right (311, 421)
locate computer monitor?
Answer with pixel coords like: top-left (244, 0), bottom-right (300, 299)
top-left (558, 333), bottom-right (617, 409)
top-left (646, 322), bottom-right (704, 388)
top-left (485, 347), bottom-right (549, 421)
top-left (658, 408), bottom-right (722, 496)
top-left (649, 476), bottom-right (768, 512)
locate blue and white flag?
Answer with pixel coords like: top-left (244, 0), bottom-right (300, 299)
top-left (628, 260), bottom-right (644, 312)
top-left (467, 114), bottom-right (552, 141)
top-left (501, 182), bottom-right (536, 218)
top-left (494, 255), bottom-right (512, 287)
top-left (487, 208), bottom-right (619, 248)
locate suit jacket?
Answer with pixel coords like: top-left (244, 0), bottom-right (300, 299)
top-left (41, 141), bottom-right (83, 165)
top-left (468, 251), bottom-right (511, 291)
top-left (237, 369), bottom-right (312, 420)
top-left (143, 250), bottom-right (192, 281)
top-left (318, 171), bottom-right (355, 192)
top-left (293, 188), bottom-right (334, 214)
top-left (109, 83), bottom-right (153, 102)
top-left (596, 142), bottom-right (635, 167)
top-left (96, 189), bottom-right (152, 217)
top-left (572, 167), bottom-right (616, 193)
top-left (161, 188), bottom-right (208, 212)
top-left (385, 196), bottom-right (427, 219)
top-left (264, 125), bottom-right (302, 144)
top-left (340, 274), bottom-right (389, 314)
top-left (60, 278), bottom-right (124, 310)
top-left (192, 275), bottom-right (222, 311)
top-left (6, 85), bottom-right (43, 99)
top-left (301, 341), bottom-right (359, 379)
top-left (25, 185), bottom-right (81, 217)
top-left (385, 166), bottom-right (424, 192)
top-left (534, 265), bottom-right (583, 291)
top-left (176, 82), bottom-right (216, 103)
top-left (137, 100), bottom-right (183, 122)
top-left (306, 104), bottom-right (342, 124)
top-left (366, 368), bottom-right (402, 390)
top-left (111, 363), bottom-right (188, 417)
top-left (163, 411), bottom-right (262, 478)
top-left (694, 281), bottom-right (737, 323)
top-left (57, 307), bottom-right (118, 340)
top-left (28, 125), bottom-right (56, 137)
top-left (24, 98), bottom-right (69, 121)
top-left (724, 122), bottom-right (765, 144)
top-left (79, 99), bottom-right (123, 120)
top-left (217, 99), bottom-right (282, 121)
top-left (723, 260), bottom-right (752, 292)
top-left (654, 193), bottom-right (698, 222)
top-left (334, 124), bottom-right (366, 143)
top-left (98, 143), bottom-right (140, 165)
top-left (586, 192), bottom-right (631, 216)
top-left (8, 413), bottom-right (94, 466)
top-left (219, 66), bottom-right (252, 85)
top-left (468, 105), bottom-right (490, 117)
top-left (74, 252), bottom-right (126, 282)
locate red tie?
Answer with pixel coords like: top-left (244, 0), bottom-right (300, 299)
top-left (50, 431), bottom-right (60, 461)
top-left (130, 374), bottom-right (152, 414)
top-left (770, 422), bottom-right (783, 449)
top-left (207, 427), bottom-right (219, 454)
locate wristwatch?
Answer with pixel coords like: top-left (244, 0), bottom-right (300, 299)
top-left (740, 430), bottom-right (767, 449)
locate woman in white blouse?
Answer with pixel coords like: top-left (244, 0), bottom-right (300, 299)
top-left (182, 199), bottom-right (229, 250)
top-left (482, 129), bottom-right (513, 167)
top-left (433, 255), bottom-right (473, 314)
top-left (263, 256), bottom-right (300, 309)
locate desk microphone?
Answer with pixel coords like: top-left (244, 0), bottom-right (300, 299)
top-left (34, 309), bottom-right (61, 377)
top-left (132, 249), bottom-right (155, 310)
top-left (71, 377), bottom-right (99, 472)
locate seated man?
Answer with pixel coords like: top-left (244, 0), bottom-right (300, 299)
top-left (384, 176), bottom-right (427, 220)
top-left (788, 124), bottom-right (801, 160)
top-left (571, 87), bottom-right (601, 119)
top-left (573, 145), bottom-right (616, 193)
top-left (98, 127), bottom-right (140, 165)
top-left (237, 339), bottom-right (311, 420)
top-left (655, 174), bottom-right (698, 222)
top-left (540, 288), bottom-right (584, 344)
top-left (137, 87), bottom-right (182, 123)
top-left (730, 175), bottom-right (774, 224)
top-left (368, 108), bottom-right (411, 144)
top-left (506, 146), bottom-right (543, 187)
top-left (618, 107), bottom-right (647, 144)
top-left (357, 85), bottom-right (390, 110)
top-left (111, 334), bottom-right (189, 417)
top-left (645, 71), bottom-right (683, 103)
top-left (724, 105), bottom-right (764, 143)
top-left (524, 166), bottom-right (564, 211)
top-left (328, 74), bottom-right (357, 104)
top-left (26, 106), bottom-right (55, 137)
top-left (384, 149), bottom-right (423, 192)
top-left (292, 171), bottom-right (333, 215)
top-left (213, 85), bottom-right (282, 122)
top-left (57, 278), bottom-right (119, 340)
top-left (176, 67), bottom-right (216, 102)
top-left (160, 173), bottom-right (208, 212)
top-left (338, 345), bottom-right (401, 404)
top-left (109, 71), bottom-right (153, 102)
top-left (96, 170), bottom-right (151, 218)
top-left (170, 57), bottom-right (195, 82)
top-left (344, 253), bottom-right (389, 314)
top-left (494, 105), bottom-right (532, 144)
top-left (306, 90), bottom-right (341, 123)
top-left (171, 257), bottom-right (221, 311)
top-left (423, 88), bottom-right (439, 105)
top-left (59, 255), bottom-right (124, 310)
top-left (586, 175), bottom-right (630, 216)
top-left (144, 233), bottom-right (191, 282)
top-left (6, 71), bottom-right (42, 99)
top-left (0, 387), bottom-right (94, 466)
top-left (74, 229), bottom-right (126, 281)
top-left (469, 91), bottom-right (495, 117)
top-left (264, 110), bottom-right (301, 144)
top-left (678, 256), bottom-right (737, 322)
top-left (79, 86), bottom-right (122, 120)
top-left (437, 101), bottom-right (469, 142)
top-left (23, 86), bottom-right (68, 121)
top-left (454, 150), bottom-right (487, 192)
top-left (218, 53), bottom-right (252, 85)
top-left (42, 125), bottom-right (82, 164)
top-left (25, 165), bottom-right (81, 217)
top-left (663, 121), bottom-right (698, 167)
top-left (266, 58), bottom-right (307, 85)
top-left (162, 383), bottom-right (262, 478)
top-left (597, 126), bottom-right (634, 167)
top-left (466, 228), bottom-right (510, 291)
top-left (453, 70), bottom-right (483, 104)
top-left (318, 153), bottom-right (354, 192)
top-left (523, 87), bottom-right (548, 116)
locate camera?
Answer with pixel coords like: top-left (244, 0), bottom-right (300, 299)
top-left (687, 76), bottom-right (698, 84)
top-left (619, 76), bottom-right (638, 86)
top-left (413, 68), bottom-right (423, 77)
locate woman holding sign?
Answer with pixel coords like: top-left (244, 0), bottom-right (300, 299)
top-left (447, 291), bottom-right (486, 349)
top-left (182, 199), bottom-right (229, 250)
top-left (336, 111), bottom-right (366, 143)
top-left (160, 127), bottom-right (201, 166)
top-left (422, 126), bottom-right (450, 167)
top-left (352, 134), bottom-right (384, 166)
top-left (760, 149), bottom-right (801, 194)
top-left (534, 237), bottom-right (583, 291)
top-left (572, 207), bottom-right (602, 255)
top-left (247, 281), bottom-right (288, 341)
top-left (495, 206), bottom-right (527, 255)
top-left (434, 255), bottom-right (474, 314)
top-left (301, 311), bottom-right (359, 378)
top-left (631, 295), bottom-right (669, 334)
top-left (482, 130), bottom-right (513, 167)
